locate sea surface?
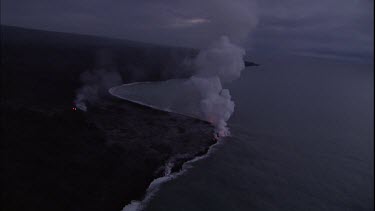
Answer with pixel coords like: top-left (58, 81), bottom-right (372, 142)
top-left (142, 54), bottom-right (374, 211)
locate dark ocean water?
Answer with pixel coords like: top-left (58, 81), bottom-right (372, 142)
top-left (143, 54), bottom-right (374, 211)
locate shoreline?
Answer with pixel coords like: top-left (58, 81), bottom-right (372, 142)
top-left (123, 132), bottom-right (223, 211)
top-left (1, 25), bottom-right (218, 211)
top-left (99, 96), bottom-right (220, 208)
top-left (1, 97), bottom-right (217, 211)
top-left (104, 93), bottom-right (221, 210)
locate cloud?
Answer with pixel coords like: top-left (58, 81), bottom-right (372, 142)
top-left (252, 0), bottom-right (373, 61)
top-left (1, 0), bottom-right (257, 48)
top-left (1, 0), bottom-right (372, 61)
top-left (167, 18), bottom-right (211, 28)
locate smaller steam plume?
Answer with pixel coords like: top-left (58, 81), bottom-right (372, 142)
top-left (74, 50), bottom-right (123, 111)
top-left (74, 69), bottom-right (123, 111)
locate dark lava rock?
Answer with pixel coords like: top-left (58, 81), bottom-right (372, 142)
top-left (1, 25), bottom-right (218, 211)
top-left (1, 99), bottom-right (216, 211)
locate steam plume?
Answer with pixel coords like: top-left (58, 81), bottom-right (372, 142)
top-left (194, 36), bottom-right (245, 82)
top-left (74, 50), bottom-right (123, 111)
top-left (74, 68), bottom-right (123, 111)
top-left (109, 36), bottom-right (245, 135)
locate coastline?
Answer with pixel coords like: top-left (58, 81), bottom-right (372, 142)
top-left (89, 96), bottom-right (219, 209)
top-left (123, 135), bottom-right (223, 211)
top-left (1, 97), bottom-right (218, 211)
top-left (105, 91), bottom-right (222, 210)
top-left (1, 25), bottom-right (218, 211)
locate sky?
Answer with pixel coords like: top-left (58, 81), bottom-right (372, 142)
top-left (1, 0), bottom-right (373, 62)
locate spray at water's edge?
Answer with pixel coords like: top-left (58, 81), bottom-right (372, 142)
top-left (122, 137), bottom-right (224, 211)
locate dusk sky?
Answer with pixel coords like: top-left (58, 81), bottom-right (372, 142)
top-left (1, 0), bottom-right (373, 61)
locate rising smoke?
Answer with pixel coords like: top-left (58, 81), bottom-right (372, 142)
top-left (74, 50), bottom-right (123, 111)
top-left (109, 36), bottom-right (245, 136)
top-left (194, 36), bottom-right (246, 82)
top-left (74, 68), bottom-right (123, 111)
top-left (75, 0), bottom-right (256, 135)
top-left (188, 36), bottom-right (245, 135)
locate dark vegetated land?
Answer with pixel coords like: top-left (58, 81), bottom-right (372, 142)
top-left (1, 25), bottom-right (215, 211)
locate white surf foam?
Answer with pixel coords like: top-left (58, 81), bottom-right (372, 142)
top-left (122, 138), bottom-right (224, 211)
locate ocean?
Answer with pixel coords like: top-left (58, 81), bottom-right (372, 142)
top-left (142, 54), bottom-right (374, 211)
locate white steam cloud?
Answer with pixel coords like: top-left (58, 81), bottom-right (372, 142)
top-left (74, 0), bottom-right (257, 210)
top-left (109, 36), bottom-right (245, 136)
top-left (74, 68), bottom-right (123, 111)
top-left (194, 36), bottom-right (246, 82)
